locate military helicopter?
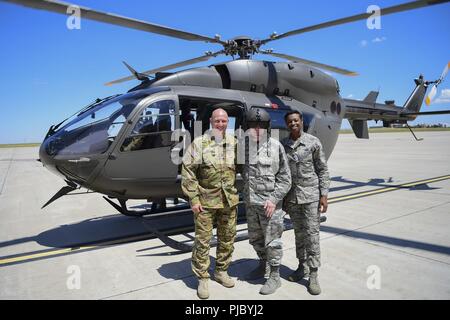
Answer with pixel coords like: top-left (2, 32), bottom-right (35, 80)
top-left (4, 0), bottom-right (450, 220)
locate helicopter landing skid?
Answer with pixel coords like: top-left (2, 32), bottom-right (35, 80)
top-left (103, 197), bottom-right (150, 217)
top-left (139, 216), bottom-right (327, 254)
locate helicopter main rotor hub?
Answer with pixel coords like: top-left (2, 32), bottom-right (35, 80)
top-left (223, 36), bottom-right (262, 59)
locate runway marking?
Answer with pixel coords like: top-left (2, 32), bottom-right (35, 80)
top-left (0, 234), bottom-right (155, 266)
top-left (0, 149), bottom-right (15, 195)
top-left (0, 174), bottom-right (449, 267)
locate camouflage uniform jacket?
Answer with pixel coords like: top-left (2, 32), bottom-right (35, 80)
top-left (243, 137), bottom-right (291, 206)
top-left (181, 133), bottom-right (239, 209)
top-left (281, 132), bottom-right (330, 204)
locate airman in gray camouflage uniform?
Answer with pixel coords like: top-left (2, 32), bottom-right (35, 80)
top-left (181, 108), bottom-right (238, 299)
top-left (281, 110), bottom-right (330, 295)
top-left (242, 108), bottom-right (291, 295)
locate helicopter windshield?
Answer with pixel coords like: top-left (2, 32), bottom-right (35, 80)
top-left (45, 91), bottom-right (147, 157)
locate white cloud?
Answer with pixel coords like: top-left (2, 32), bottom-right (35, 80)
top-left (433, 88), bottom-right (450, 104)
top-left (372, 36), bottom-right (387, 43)
top-left (347, 94), bottom-right (354, 98)
top-left (360, 37), bottom-right (386, 48)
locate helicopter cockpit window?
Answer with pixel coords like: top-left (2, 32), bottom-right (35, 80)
top-left (45, 94), bottom-right (137, 157)
top-left (262, 108), bottom-right (315, 139)
top-left (262, 108), bottom-right (290, 140)
top-left (121, 100), bottom-right (176, 152)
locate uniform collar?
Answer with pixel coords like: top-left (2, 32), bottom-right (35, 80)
top-left (286, 131), bottom-right (307, 149)
top-left (204, 131), bottom-right (234, 146)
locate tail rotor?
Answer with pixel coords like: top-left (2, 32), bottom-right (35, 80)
top-left (425, 62), bottom-right (449, 106)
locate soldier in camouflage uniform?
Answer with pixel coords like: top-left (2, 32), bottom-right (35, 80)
top-left (181, 108), bottom-right (238, 299)
top-left (281, 110), bottom-right (330, 295)
top-left (242, 108), bottom-right (291, 295)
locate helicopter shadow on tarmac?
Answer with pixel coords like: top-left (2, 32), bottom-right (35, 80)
top-left (0, 176), bottom-right (446, 268)
top-left (0, 206), bottom-right (195, 251)
top-left (329, 176), bottom-right (440, 193)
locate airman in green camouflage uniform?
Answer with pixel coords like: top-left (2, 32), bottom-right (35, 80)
top-left (181, 108), bottom-right (238, 299)
top-left (242, 108), bottom-right (291, 295)
top-left (281, 110), bottom-right (330, 295)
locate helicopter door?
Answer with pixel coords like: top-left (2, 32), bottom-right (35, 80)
top-left (103, 97), bottom-right (179, 180)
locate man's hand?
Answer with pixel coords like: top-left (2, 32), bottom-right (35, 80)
top-left (192, 204), bottom-right (204, 214)
top-left (264, 200), bottom-right (276, 218)
top-left (319, 196), bottom-right (328, 213)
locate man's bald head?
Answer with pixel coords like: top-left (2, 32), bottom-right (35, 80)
top-left (210, 108), bottom-right (229, 135)
top-left (211, 108), bottom-right (228, 120)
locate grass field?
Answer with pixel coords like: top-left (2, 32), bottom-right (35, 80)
top-left (339, 127), bottom-right (450, 134)
top-left (0, 143), bottom-right (41, 148)
top-left (1, 128), bottom-right (449, 148)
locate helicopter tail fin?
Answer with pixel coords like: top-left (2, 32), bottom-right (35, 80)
top-left (400, 75), bottom-right (427, 115)
top-left (363, 91), bottom-right (379, 104)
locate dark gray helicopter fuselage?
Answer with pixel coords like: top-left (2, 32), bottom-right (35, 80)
top-left (40, 60), bottom-right (344, 201)
top-left (151, 59), bottom-right (344, 158)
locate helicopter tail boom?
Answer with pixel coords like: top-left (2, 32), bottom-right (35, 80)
top-left (342, 74), bottom-right (440, 132)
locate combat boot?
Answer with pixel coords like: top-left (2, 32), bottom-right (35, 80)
top-left (244, 259), bottom-right (269, 280)
top-left (214, 270), bottom-right (235, 288)
top-left (259, 266), bottom-right (281, 295)
top-left (288, 260), bottom-right (309, 282)
top-left (197, 278), bottom-right (209, 299)
top-left (308, 268), bottom-right (321, 295)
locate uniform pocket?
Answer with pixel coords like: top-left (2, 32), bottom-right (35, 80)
top-left (257, 159), bottom-right (273, 175)
top-left (254, 176), bottom-right (275, 192)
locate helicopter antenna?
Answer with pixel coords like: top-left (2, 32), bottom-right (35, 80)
top-left (122, 61), bottom-right (152, 82)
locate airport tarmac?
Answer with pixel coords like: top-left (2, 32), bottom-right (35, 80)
top-left (0, 131), bottom-right (449, 300)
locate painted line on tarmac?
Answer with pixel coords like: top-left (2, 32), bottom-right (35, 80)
top-left (0, 174), bottom-right (449, 267)
top-left (0, 234), bottom-right (153, 267)
top-left (0, 149), bottom-right (15, 195)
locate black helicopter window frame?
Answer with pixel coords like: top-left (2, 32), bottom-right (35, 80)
top-left (120, 99), bottom-right (178, 153)
top-left (178, 95), bottom-right (246, 135)
top-left (252, 107), bottom-right (316, 135)
top-left (44, 94), bottom-right (141, 157)
top-left (250, 106), bottom-right (290, 141)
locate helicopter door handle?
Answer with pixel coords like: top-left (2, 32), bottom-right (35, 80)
top-left (108, 154), bottom-right (117, 160)
top-left (68, 157), bottom-right (91, 163)
top-left (170, 146), bottom-right (182, 156)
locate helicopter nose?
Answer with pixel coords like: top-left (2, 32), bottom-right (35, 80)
top-left (39, 138), bottom-right (60, 178)
top-left (38, 136), bottom-right (100, 184)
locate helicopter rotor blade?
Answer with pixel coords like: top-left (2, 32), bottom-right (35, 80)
top-left (261, 50), bottom-right (358, 76)
top-left (2, 0), bottom-right (226, 45)
top-left (260, 0), bottom-right (450, 44)
top-left (105, 50), bottom-right (226, 86)
top-left (425, 62), bottom-right (449, 105)
top-left (438, 61), bottom-right (449, 83)
top-left (425, 84), bottom-right (438, 106)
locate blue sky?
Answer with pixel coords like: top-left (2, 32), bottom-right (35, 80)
top-left (0, 0), bottom-right (449, 143)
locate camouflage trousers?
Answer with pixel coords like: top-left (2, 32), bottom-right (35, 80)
top-left (246, 204), bottom-right (285, 267)
top-left (285, 201), bottom-right (321, 268)
top-left (192, 205), bottom-right (237, 279)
